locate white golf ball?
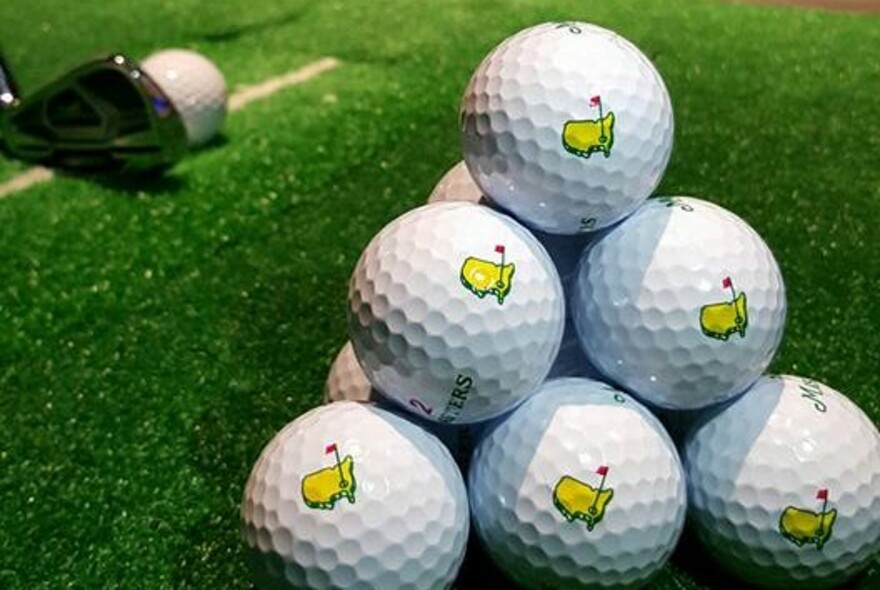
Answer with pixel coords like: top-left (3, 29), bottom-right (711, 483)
top-left (683, 375), bottom-right (880, 589)
top-left (469, 378), bottom-right (687, 589)
top-left (141, 48), bottom-right (227, 147)
top-left (423, 165), bottom-right (598, 380)
top-left (348, 202), bottom-right (565, 424)
top-left (427, 160), bottom-right (489, 205)
top-left (324, 341), bottom-right (374, 403)
top-left (461, 21), bottom-right (674, 234)
top-left (241, 402), bottom-right (470, 590)
top-left (572, 196), bottom-right (786, 410)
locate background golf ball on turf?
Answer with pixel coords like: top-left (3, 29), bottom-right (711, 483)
top-left (469, 378), bottom-right (687, 589)
top-left (460, 21), bottom-right (674, 234)
top-left (348, 202), bottom-right (565, 424)
top-left (141, 48), bottom-right (227, 147)
top-left (683, 375), bottom-right (880, 589)
top-left (572, 196), bottom-right (786, 410)
top-left (241, 402), bottom-right (469, 590)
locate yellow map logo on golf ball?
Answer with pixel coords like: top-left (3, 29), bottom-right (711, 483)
top-left (301, 443), bottom-right (356, 510)
top-left (563, 95), bottom-right (614, 159)
top-left (700, 276), bottom-right (748, 341)
top-left (779, 488), bottom-right (837, 550)
top-left (552, 465), bottom-right (613, 531)
top-left (460, 244), bottom-right (515, 305)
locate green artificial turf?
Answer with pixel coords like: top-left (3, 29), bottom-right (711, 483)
top-left (0, 0), bottom-right (877, 587)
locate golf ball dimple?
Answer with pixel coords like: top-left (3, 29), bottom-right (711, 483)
top-left (141, 48), bottom-right (227, 147)
top-left (461, 22), bottom-right (674, 234)
top-left (428, 160), bottom-right (490, 205)
top-left (241, 402), bottom-right (470, 590)
top-left (469, 378), bottom-right (687, 589)
top-left (683, 375), bottom-right (880, 589)
top-left (572, 196), bottom-right (786, 410)
top-left (348, 202), bottom-right (565, 424)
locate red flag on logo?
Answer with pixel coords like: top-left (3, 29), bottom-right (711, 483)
top-left (722, 276), bottom-right (732, 289)
top-left (495, 245), bottom-right (505, 254)
top-left (596, 465), bottom-right (609, 476)
top-left (325, 443), bottom-right (338, 455)
top-left (590, 95), bottom-right (601, 106)
top-left (816, 488), bottom-right (828, 501)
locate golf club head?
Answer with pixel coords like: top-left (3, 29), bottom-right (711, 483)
top-left (0, 54), bottom-right (187, 173)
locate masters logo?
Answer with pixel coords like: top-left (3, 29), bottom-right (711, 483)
top-left (301, 442), bottom-right (356, 510)
top-left (563, 95), bottom-right (614, 159)
top-left (552, 465), bottom-right (614, 531)
top-left (700, 276), bottom-right (748, 341)
top-left (460, 244), bottom-right (514, 305)
top-left (779, 488), bottom-right (837, 550)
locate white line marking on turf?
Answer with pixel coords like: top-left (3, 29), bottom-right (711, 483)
top-left (0, 57), bottom-right (342, 200)
top-left (0, 166), bottom-right (55, 199)
top-left (229, 57), bottom-right (341, 111)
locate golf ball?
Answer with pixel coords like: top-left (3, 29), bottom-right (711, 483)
top-left (324, 341), bottom-right (374, 403)
top-left (428, 160), bottom-right (489, 205)
top-left (469, 378), bottom-right (687, 589)
top-left (241, 402), bottom-right (470, 590)
top-left (422, 164), bottom-right (597, 379)
top-left (348, 202), bottom-right (565, 424)
top-left (683, 375), bottom-right (880, 589)
top-left (141, 48), bottom-right (227, 147)
top-left (572, 196), bottom-right (786, 410)
top-left (460, 21), bottom-right (674, 234)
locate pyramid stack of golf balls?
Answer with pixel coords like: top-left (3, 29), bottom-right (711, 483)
top-left (240, 20), bottom-right (880, 590)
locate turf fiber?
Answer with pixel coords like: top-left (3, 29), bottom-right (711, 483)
top-left (0, 0), bottom-right (877, 587)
